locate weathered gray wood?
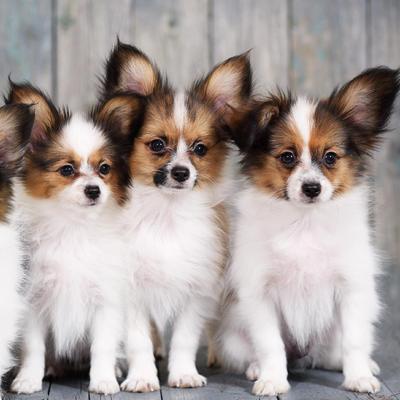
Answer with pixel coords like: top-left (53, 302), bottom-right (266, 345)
top-left (4, 381), bottom-right (50, 400)
top-left (158, 352), bottom-right (264, 400)
top-left (133, 0), bottom-right (209, 90)
top-left (290, 0), bottom-right (367, 97)
top-left (212, 0), bottom-right (289, 93)
top-left (0, 0), bottom-right (53, 97)
top-left (112, 391), bottom-right (162, 400)
top-left (369, 0), bottom-right (400, 267)
top-left (47, 379), bottom-right (86, 400)
top-left (283, 369), bottom-right (358, 400)
top-left (56, 0), bottom-right (133, 111)
top-left (370, 265), bottom-right (400, 399)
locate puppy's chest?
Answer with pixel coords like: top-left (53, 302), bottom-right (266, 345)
top-left (30, 221), bottom-right (122, 294)
top-left (266, 218), bottom-right (340, 288)
top-left (127, 204), bottom-right (220, 292)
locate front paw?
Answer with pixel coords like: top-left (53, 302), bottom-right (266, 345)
top-left (11, 372), bottom-right (43, 394)
top-left (252, 378), bottom-right (290, 396)
top-left (343, 376), bottom-right (380, 393)
top-left (89, 377), bottom-right (120, 394)
top-left (246, 362), bottom-right (260, 381)
top-left (168, 373), bottom-right (207, 388)
top-left (121, 376), bottom-right (160, 393)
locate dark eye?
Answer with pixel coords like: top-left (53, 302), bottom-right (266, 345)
top-left (59, 164), bottom-right (75, 177)
top-left (280, 151), bottom-right (296, 166)
top-left (99, 163), bottom-right (111, 176)
top-left (324, 152), bottom-right (337, 167)
top-left (193, 143), bottom-right (208, 157)
top-left (149, 139), bottom-right (166, 154)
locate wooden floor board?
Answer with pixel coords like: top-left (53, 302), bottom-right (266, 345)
top-left (48, 379), bottom-right (87, 400)
top-left (4, 381), bottom-right (51, 400)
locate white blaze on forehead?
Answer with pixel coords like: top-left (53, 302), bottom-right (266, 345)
top-left (61, 114), bottom-right (106, 160)
top-left (173, 91), bottom-right (188, 131)
top-left (289, 97), bottom-right (317, 167)
top-left (290, 97), bottom-right (316, 145)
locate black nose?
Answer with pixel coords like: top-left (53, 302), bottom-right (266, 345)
top-left (84, 185), bottom-right (101, 200)
top-left (302, 182), bottom-right (321, 198)
top-left (171, 166), bottom-right (190, 183)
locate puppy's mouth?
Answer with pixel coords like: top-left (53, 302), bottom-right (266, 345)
top-left (87, 200), bottom-right (98, 207)
top-left (81, 198), bottom-right (101, 207)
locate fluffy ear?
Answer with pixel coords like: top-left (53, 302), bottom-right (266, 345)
top-left (6, 81), bottom-right (64, 147)
top-left (0, 103), bottom-right (34, 173)
top-left (326, 67), bottom-right (400, 153)
top-left (91, 93), bottom-right (145, 145)
top-left (233, 91), bottom-right (293, 151)
top-left (193, 52), bottom-right (253, 125)
top-left (101, 40), bottom-right (161, 97)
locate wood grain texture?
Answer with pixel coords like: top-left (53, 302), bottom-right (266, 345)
top-left (4, 381), bottom-right (51, 400)
top-left (133, 0), bottom-right (209, 90)
top-left (212, 0), bottom-right (289, 93)
top-left (158, 352), bottom-right (262, 400)
top-left (369, 0), bottom-right (400, 267)
top-left (290, 0), bottom-right (367, 97)
top-left (0, 0), bottom-right (53, 97)
top-left (56, 0), bottom-right (134, 111)
top-left (47, 379), bottom-right (86, 400)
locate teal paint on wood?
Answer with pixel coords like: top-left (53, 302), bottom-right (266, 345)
top-left (290, 0), bottom-right (367, 97)
top-left (369, 0), bottom-right (400, 266)
top-left (133, 0), bottom-right (209, 90)
top-left (0, 0), bottom-right (53, 96)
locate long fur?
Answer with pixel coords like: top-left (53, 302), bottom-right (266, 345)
top-left (98, 41), bottom-right (251, 392)
top-left (7, 84), bottom-right (130, 396)
top-left (218, 67), bottom-right (400, 396)
top-left (0, 103), bottom-right (33, 399)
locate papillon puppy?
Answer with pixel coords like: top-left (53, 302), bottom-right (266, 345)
top-left (219, 67), bottom-right (400, 395)
top-left (6, 82), bottom-right (135, 395)
top-left (0, 103), bottom-right (33, 398)
top-left (99, 42), bottom-right (251, 392)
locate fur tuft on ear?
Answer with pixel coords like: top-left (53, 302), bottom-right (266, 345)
top-left (101, 40), bottom-right (162, 98)
top-left (91, 93), bottom-right (145, 146)
top-left (0, 103), bottom-right (34, 174)
top-left (325, 66), bottom-right (400, 154)
top-left (233, 89), bottom-right (294, 152)
top-left (192, 52), bottom-right (253, 124)
top-left (5, 80), bottom-right (70, 148)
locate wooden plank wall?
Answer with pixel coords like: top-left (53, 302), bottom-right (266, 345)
top-left (0, 0), bottom-right (399, 266)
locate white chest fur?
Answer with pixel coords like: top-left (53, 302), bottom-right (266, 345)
top-left (231, 183), bottom-right (375, 348)
top-left (124, 184), bottom-right (224, 323)
top-left (0, 220), bottom-right (22, 293)
top-left (15, 186), bottom-right (127, 355)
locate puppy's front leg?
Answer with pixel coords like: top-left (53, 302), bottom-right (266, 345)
top-left (168, 300), bottom-right (206, 388)
top-left (89, 305), bottom-right (120, 395)
top-left (341, 276), bottom-right (380, 393)
top-left (11, 314), bottom-right (46, 394)
top-left (121, 309), bottom-right (159, 393)
top-left (241, 295), bottom-right (290, 396)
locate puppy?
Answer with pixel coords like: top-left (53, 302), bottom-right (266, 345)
top-left (0, 103), bottom-right (33, 398)
top-left (6, 82), bottom-right (135, 395)
top-left (99, 42), bottom-right (251, 392)
top-left (219, 67), bottom-right (400, 395)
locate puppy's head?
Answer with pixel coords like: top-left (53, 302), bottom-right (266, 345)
top-left (101, 41), bottom-right (252, 193)
top-left (7, 82), bottom-right (131, 210)
top-left (241, 67), bottom-right (400, 205)
top-left (0, 103), bottom-right (33, 220)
